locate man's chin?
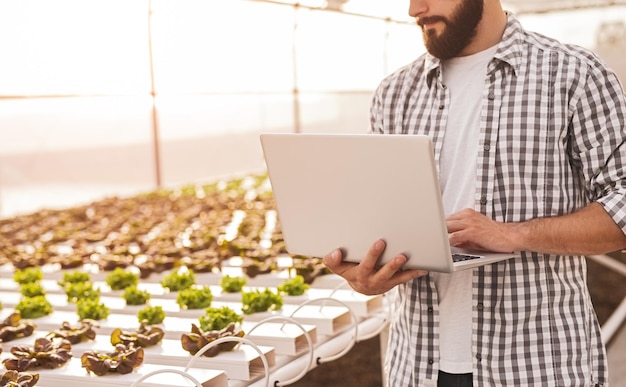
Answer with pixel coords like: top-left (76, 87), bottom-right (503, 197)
top-left (421, 21), bottom-right (444, 32)
top-left (424, 43), bottom-right (458, 60)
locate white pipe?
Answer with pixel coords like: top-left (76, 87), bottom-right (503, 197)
top-left (602, 295), bottom-right (626, 344)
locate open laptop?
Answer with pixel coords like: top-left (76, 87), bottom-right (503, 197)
top-left (259, 133), bottom-right (519, 273)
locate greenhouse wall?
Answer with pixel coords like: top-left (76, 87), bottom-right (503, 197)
top-left (0, 0), bottom-right (625, 218)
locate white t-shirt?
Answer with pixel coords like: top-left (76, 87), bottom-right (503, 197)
top-left (433, 45), bottom-right (498, 374)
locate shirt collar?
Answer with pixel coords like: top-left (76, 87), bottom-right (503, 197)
top-left (492, 12), bottom-right (525, 76)
top-left (425, 12), bottom-right (525, 87)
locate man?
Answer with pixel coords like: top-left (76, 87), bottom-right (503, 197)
top-left (323, 0), bottom-right (626, 386)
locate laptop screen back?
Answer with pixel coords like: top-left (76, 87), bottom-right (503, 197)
top-left (260, 133), bottom-right (456, 272)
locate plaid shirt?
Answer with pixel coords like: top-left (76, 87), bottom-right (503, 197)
top-left (373, 14), bottom-right (626, 387)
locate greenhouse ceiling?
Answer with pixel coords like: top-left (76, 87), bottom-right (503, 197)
top-left (502, 0), bottom-right (626, 14)
top-left (249, 0), bottom-right (626, 21)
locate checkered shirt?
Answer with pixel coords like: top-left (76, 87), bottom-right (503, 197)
top-left (372, 14), bottom-right (626, 387)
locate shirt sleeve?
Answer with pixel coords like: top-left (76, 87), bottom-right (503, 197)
top-left (570, 58), bottom-right (626, 233)
top-left (369, 85), bottom-right (384, 134)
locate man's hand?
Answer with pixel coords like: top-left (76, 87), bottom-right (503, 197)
top-left (322, 239), bottom-right (428, 296)
top-left (446, 204), bottom-right (626, 256)
top-left (446, 208), bottom-right (522, 253)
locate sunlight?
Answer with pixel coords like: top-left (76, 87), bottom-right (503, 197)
top-left (0, 0), bottom-right (149, 95)
top-left (151, 0), bottom-right (294, 93)
top-left (2, 0), bottom-right (623, 219)
top-left (0, 0), bottom-right (414, 97)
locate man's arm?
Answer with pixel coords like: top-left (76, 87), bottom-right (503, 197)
top-left (447, 202), bottom-right (626, 256)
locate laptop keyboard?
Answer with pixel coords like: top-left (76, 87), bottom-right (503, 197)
top-left (452, 253), bottom-right (482, 262)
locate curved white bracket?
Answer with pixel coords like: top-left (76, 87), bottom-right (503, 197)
top-left (183, 335), bottom-right (270, 387)
top-left (287, 297), bottom-right (358, 365)
top-left (325, 282), bottom-right (390, 341)
top-left (247, 315), bottom-right (315, 386)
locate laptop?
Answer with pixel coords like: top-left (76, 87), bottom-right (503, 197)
top-left (259, 133), bottom-right (519, 273)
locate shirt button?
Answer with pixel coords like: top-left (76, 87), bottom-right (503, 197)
top-left (480, 196), bottom-right (487, 205)
top-left (477, 303), bottom-right (484, 310)
top-left (476, 354), bottom-right (482, 361)
top-left (483, 143), bottom-right (490, 151)
top-left (427, 307), bottom-right (434, 313)
top-left (438, 105), bottom-right (444, 110)
top-left (488, 93), bottom-right (495, 100)
top-left (428, 359), bottom-right (434, 364)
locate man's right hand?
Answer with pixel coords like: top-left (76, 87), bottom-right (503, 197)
top-left (322, 239), bottom-right (428, 295)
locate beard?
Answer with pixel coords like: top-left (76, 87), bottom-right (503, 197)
top-left (419, 0), bottom-right (484, 60)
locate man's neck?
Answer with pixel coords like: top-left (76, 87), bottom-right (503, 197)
top-left (458, 4), bottom-right (507, 57)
